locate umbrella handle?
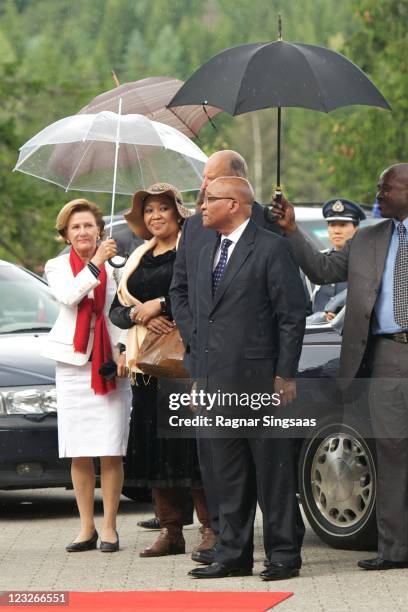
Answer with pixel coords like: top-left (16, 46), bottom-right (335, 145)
top-left (108, 253), bottom-right (129, 268)
top-left (264, 205), bottom-right (279, 225)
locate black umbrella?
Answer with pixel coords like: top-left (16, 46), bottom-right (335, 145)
top-left (168, 19), bottom-right (390, 195)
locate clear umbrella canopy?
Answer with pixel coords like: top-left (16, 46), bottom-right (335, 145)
top-left (14, 111), bottom-right (207, 194)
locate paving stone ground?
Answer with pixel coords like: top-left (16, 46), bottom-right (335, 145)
top-left (1, 488), bottom-right (407, 611)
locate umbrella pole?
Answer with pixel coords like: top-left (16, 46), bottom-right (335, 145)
top-left (108, 96), bottom-right (129, 268)
top-left (109, 97), bottom-right (122, 238)
top-left (275, 106), bottom-right (282, 201)
top-left (275, 14), bottom-right (283, 202)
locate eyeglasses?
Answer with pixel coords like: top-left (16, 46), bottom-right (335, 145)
top-left (203, 196), bottom-right (235, 205)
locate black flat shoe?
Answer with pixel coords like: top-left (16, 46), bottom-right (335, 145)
top-left (260, 562), bottom-right (300, 581)
top-left (357, 557), bottom-right (408, 570)
top-left (137, 517), bottom-right (161, 530)
top-left (137, 516), bottom-right (193, 529)
top-left (188, 562), bottom-right (252, 579)
top-left (100, 531), bottom-right (119, 552)
top-left (65, 530), bottom-right (98, 552)
top-left (191, 546), bottom-right (216, 565)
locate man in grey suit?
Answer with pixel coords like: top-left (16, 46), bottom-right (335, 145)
top-left (188, 177), bottom-right (306, 580)
top-left (272, 163), bottom-right (408, 571)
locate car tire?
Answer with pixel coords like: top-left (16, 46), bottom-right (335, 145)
top-left (299, 421), bottom-right (378, 550)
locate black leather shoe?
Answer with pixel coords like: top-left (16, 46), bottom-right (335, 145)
top-left (191, 546), bottom-right (216, 565)
top-left (260, 562), bottom-right (299, 581)
top-left (137, 516), bottom-right (193, 529)
top-left (100, 531), bottom-right (119, 553)
top-left (189, 562), bottom-right (252, 579)
top-left (65, 530), bottom-right (98, 552)
top-left (358, 557), bottom-right (408, 570)
top-left (137, 517), bottom-right (161, 529)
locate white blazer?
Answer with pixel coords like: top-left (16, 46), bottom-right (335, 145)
top-left (41, 254), bottom-right (126, 365)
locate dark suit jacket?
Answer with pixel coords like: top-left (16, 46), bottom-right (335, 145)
top-left (288, 219), bottom-right (394, 381)
top-left (190, 220), bottom-right (306, 384)
top-left (170, 202), bottom-right (282, 362)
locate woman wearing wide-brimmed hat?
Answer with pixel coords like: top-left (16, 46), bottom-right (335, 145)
top-left (109, 183), bottom-right (214, 557)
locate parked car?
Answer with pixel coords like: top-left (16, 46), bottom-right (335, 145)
top-left (0, 259), bottom-right (146, 499)
top-left (0, 260), bottom-right (70, 489)
top-left (0, 204), bottom-right (379, 549)
top-left (294, 204), bottom-right (380, 250)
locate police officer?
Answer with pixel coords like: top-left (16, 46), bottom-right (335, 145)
top-left (312, 198), bottom-right (366, 316)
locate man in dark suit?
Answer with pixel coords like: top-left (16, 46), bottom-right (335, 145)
top-left (169, 150), bottom-right (282, 563)
top-left (171, 150), bottom-right (281, 364)
top-left (188, 177), bottom-right (306, 580)
top-left (272, 163), bottom-right (408, 571)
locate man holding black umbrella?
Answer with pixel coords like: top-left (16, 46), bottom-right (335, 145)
top-left (272, 163), bottom-right (408, 571)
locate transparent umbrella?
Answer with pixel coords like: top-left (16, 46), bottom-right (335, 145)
top-left (14, 105), bottom-right (207, 266)
top-left (14, 109), bottom-right (207, 199)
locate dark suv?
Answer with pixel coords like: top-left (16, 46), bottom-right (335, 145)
top-left (0, 260), bottom-right (70, 488)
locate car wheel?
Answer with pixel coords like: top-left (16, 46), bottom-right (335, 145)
top-left (299, 422), bottom-right (377, 550)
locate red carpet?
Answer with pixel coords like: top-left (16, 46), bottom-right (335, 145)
top-left (15, 591), bottom-right (293, 611)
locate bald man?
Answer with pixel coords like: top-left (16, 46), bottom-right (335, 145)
top-left (171, 150), bottom-right (282, 358)
top-left (170, 150), bottom-right (283, 563)
top-left (188, 177), bottom-right (306, 580)
top-left (272, 163), bottom-right (408, 571)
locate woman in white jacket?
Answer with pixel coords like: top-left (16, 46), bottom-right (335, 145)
top-left (42, 198), bottom-right (131, 553)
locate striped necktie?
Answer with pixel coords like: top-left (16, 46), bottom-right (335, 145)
top-left (212, 238), bottom-right (232, 294)
top-left (393, 222), bottom-right (408, 329)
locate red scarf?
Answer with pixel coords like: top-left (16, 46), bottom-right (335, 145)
top-left (70, 248), bottom-right (116, 395)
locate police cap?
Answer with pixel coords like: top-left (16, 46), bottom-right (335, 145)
top-left (323, 198), bottom-right (366, 224)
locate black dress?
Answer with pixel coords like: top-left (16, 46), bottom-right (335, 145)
top-left (110, 248), bottom-right (200, 488)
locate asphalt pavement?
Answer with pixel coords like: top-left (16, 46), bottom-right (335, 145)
top-left (1, 488), bottom-right (407, 611)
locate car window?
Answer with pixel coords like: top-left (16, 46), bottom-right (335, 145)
top-left (299, 220), bottom-right (331, 249)
top-left (0, 265), bottom-right (59, 333)
top-left (299, 217), bottom-right (381, 250)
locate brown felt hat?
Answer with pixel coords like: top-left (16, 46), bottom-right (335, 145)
top-left (125, 182), bottom-right (192, 240)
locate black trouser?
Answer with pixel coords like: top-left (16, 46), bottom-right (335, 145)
top-left (369, 337), bottom-right (408, 561)
top-left (209, 436), bottom-right (303, 569)
top-left (196, 436), bottom-right (220, 535)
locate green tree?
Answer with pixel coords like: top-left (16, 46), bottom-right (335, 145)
top-left (322, 0), bottom-right (408, 203)
top-left (2, 0), bottom-right (397, 270)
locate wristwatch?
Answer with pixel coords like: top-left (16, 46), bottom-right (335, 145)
top-left (159, 296), bottom-right (167, 315)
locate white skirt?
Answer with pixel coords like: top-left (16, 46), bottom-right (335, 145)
top-left (55, 362), bottom-right (132, 458)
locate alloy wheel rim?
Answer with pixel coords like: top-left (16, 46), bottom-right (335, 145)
top-left (310, 432), bottom-right (374, 529)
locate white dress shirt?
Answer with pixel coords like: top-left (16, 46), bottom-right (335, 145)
top-left (213, 219), bottom-right (250, 269)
